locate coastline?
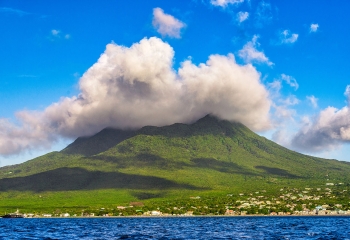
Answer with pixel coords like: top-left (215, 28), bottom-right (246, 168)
top-left (4, 214), bottom-right (350, 219)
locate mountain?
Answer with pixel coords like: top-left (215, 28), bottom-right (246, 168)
top-left (1, 115), bottom-right (350, 209)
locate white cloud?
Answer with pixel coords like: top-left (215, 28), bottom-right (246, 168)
top-left (255, 1), bottom-right (273, 28)
top-left (238, 35), bottom-right (273, 66)
top-left (307, 95), bottom-right (318, 108)
top-left (268, 80), bottom-right (282, 93)
top-left (280, 30), bottom-right (298, 44)
top-left (292, 86), bottom-right (350, 152)
top-left (270, 95), bottom-right (299, 123)
top-left (281, 74), bottom-right (298, 90)
top-left (18, 75), bottom-right (38, 78)
top-left (237, 11), bottom-right (249, 23)
top-left (267, 78), bottom-right (299, 127)
top-left (0, 7), bottom-right (29, 16)
top-left (310, 23), bottom-right (319, 33)
top-left (0, 37), bottom-right (272, 157)
top-left (152, 8), bottom-right (185, 38)
top-left (211, 0), bottom-right (244, 8)
top-left (281, 95), bottom-right (300, 106)
top-left (50, 29), bottom-right (70, 40)
top-left (273, 104), bottom-right (297, 121)
top-left (73, 72), bottom-right (80, 78)
top-left (51, 29), bottom-right (60, 36)
top-left (272, 128), bottom-right (292, 148)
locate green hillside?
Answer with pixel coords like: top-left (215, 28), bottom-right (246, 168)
top-left (0, 115), bottom-right (350, 213)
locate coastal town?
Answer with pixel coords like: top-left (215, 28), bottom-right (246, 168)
top-left (6, 182), bottom-right (350, 218)
top-left (137, 183), bottom-right (350, 217)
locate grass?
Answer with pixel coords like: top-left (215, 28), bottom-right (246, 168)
top-left (0, 189), bottom-right (136, 214)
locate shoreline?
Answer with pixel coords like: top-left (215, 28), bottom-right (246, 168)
top-left (4, 214), bottom-right (350, 219)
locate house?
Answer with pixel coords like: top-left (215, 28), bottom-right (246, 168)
top-left (184, 211), bottom-right (193, 216)
top-left (317, 210), bottom-right (327, 215)
top-left (151, 210), bottom-right (161, 216)
top-left (225, 209), bottom-right (235, 215)
top-left (240, 211), bottom-right (247, 216)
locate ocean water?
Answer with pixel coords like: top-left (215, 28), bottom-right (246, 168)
top-left (0, 216), bottom-right (349, 239)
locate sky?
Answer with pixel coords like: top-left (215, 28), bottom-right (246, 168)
top-left (1, 0), bottom-right (350, 166)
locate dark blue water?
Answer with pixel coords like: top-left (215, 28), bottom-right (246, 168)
top-left (0, 216), bottom-right (349, 239)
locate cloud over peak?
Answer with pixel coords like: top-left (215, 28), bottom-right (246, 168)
top-left (152, 8), bottom-right (186, 38)
top-left (0, 37), bottom-right (272, 156)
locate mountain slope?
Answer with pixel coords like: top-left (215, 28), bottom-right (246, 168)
top-left (1, 115), bottom-right (350, 203)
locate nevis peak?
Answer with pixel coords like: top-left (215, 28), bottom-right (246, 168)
top-left (0, 114), bottom-right (349, 203)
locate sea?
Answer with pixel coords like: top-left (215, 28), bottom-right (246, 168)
top-left (0, 216), bottom-right (349, 239)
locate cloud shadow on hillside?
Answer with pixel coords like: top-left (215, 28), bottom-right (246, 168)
top-left (95, 155), bottom-right (263, 177)
top-left (93, 154), bottom-right (190, 170)
top-left (0, 167), bottom-right (205, 192)
top-left (191, 158), bottom-right (258, 176)
top-left (255, 166), bottom-right (301, 179)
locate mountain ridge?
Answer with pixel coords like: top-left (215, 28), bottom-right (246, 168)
top-left (63, 114), bottom-right (273, 157)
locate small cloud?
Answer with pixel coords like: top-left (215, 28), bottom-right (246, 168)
top-left (268, 80), bottom-right (282, 93)
top-left (50, 29), bottom-right (70, 40)
top-left (280, 30), bottom-right (298, 44)
top-left (269, 89), bottom-right (299, 124)
top-left (238, 35), bottom-right (273, 66)
top-left (310, 23), bottom-right (319, 33)
top-left (152, 8), bottom-right (186, 39)
top-left (272, 129), bottom-right (292, 148)
top-left (255, 1), bottom-right (273, 28)
top-left (345, 85), bottom-right (350, 102)
top-left (73, 72), bottom-right (80, 78)
top-left (51, 29), bottom-right (60, 36)
top-left (281, 74), bottom-right (298, 90)
top-left (0, 7), bottom-right (30, 16)
top-left (273, 104), bottom-right (297, 121)
top-left (210, 0), bottom-right (244, 8)
top-left (237, 11), bottom-right (249, 23)
top-left (281, 95), bottom-right (300, 106)
top-left (270, 94), bottom-right (299, 125)
top-left (307, 95), bottom-right (318, 108)
top-left (18, 75), bottom-right (38, 78)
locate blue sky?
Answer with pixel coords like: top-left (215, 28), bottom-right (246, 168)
top-left (1, 0), bottom-right (350, 166)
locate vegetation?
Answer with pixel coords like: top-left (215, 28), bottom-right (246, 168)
top-left (1, 115), bottom-right (350, 214)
